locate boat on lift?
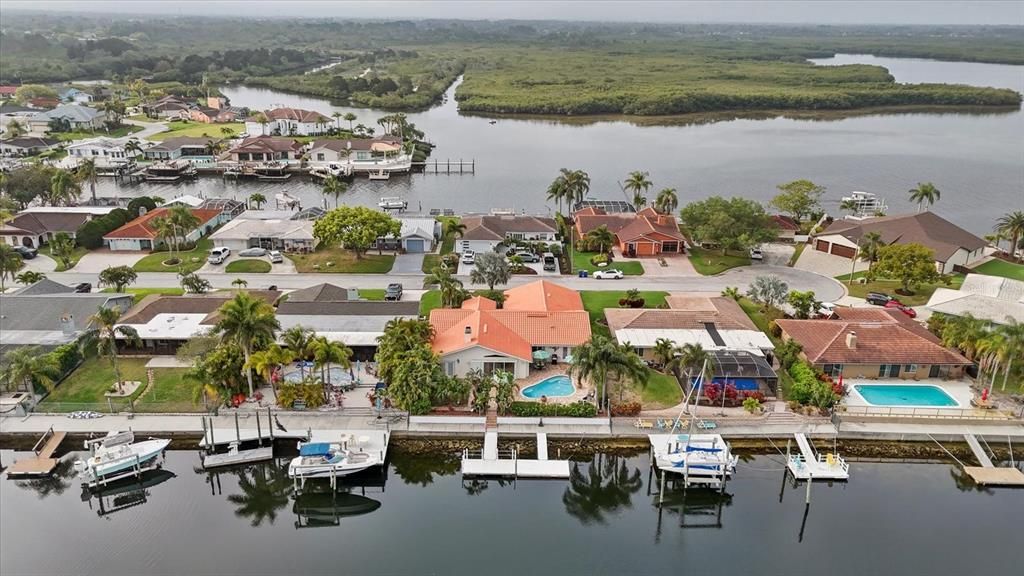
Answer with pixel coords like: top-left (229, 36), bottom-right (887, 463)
top-left (309, 162), bottom-right (351, 179)
top-left (840, 191), bottom-right (888, 219)
top-left (367, 169), bottom-right (390, 181)
top-left (142, 160), bottom-right (198, 182)
top-left (74, 431), bottom-right (170, 487)
top-left (288, 440), bottom-right (381, 480)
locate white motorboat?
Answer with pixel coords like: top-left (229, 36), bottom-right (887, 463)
top-left (377, 197), bottom-right (408, 210)
top-left (309, 162), bottom-right (351, 179)
top-left (74, 431), bottom-right (170, 486)
top-left (367, 169), bottom-right (391, 181)
top-left (840, 191), bottom-right (888, 218)
top-left (288, 441), bottom-right (380, 480)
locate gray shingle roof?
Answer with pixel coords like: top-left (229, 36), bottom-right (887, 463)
top-left (36, 104), bottom-right (103, 123)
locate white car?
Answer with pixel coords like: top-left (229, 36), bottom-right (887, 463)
top-left (461, 250), bottom-right (475, 265)
top-left (592, 269), bottom-right (624, 279)
top-left (749, 247), bottom-right (764, 260)
top-left (207, 247), bottom-right (230, 264)
top-left (269, 250), bottom-right (283, 263)
top-left (818, 302), bottom-right (837, 318)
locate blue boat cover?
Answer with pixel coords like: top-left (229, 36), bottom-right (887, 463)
top-left (299, 443), bottom-right (332, 457)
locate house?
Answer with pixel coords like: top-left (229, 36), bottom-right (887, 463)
top-left (0, 86), bottom-right (18, 100)
top-left (65, 137), bottom-right (134, 166)
top-left (198, 198), bottom-right (247, 219)
top-left (813, 212), bottom-right (988, 274)
top-left (161, 194), bottom-right (206, 208)
top-left (58, 87), bottom-right (93, 105)
top-left (144, 137), bottom-right (213, 161)
top-left (1, 206), bottom-right (115, 248)
top-left (0, 136), bottom-right (60, 156)
top-left (0, 286), bottom-right (133, 356)
top-left (245, 108), bottom-right (332, 137)
top-left (226, 136), bottom-right (305, 163)
top-left (456, 215), bottom-right (559, 255)
top-left (276, 283), bottom-right (420, 360)
top-left (188, 106), bottom-right (238, 124)
top-left (775, 308), bottom-right (970, 380)
top-left (143, 95), bottom-right (193, 119)
top-left (605, 294), bottom-right (778, 394)
top-left (103, 207), bottom-right (225, 251)
top-left (115, 291), bottom-right (281, 354)
top-left (29, 104), bottom-right (106, 134)
top-left (210, 217), bottom-right (315, 252)
top-left (0, 102), bottom-right (38, 137)
top-left (307, 137), bottom-right (403, 164)
top-left (28, 97), bottom-right (59, 110)
top-left (771, 215), bottom-right (801, 241)
top-left (371, 217), bottom-right (439, 253)
top-left (574, 206), bottom-right (686, 257)
top-left (926, 274), bottom-right (1024, 326)
top-left (430, 280), bottom-right (591, 379)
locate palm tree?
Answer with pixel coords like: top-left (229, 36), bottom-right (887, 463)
top-left (623, 171), bottom-right (653, 208)
top-left (246, 344), bottom-right (294, 395)
top-left (15, 270), bottom-right (45, 285)
top-left (308, 336), bottom-right (352, 399)
top-left (152, 216), bottom-right (178, 261)
top-left (168, 204), bottom-right (200, 253)
top-left (992, 317), bottom-right (1024, 390)
top-left (76, 158), bottom-right (99, 205)
top-left (0, 244), bottom-right (23, 291)
top-left (248, 193), bottom-right (267, 210)
top-left (568, 334), bottom-right (647, 412)
top-left (344, 112), bottom-right (357, 133)
top-left (49, 170), bottom-right (81, 206)
top-left (84, 306), bottom-right (141, 394)
top-left (858, 231), bottom-right (885, 277)
top-left (424, 264), bottom-right (465, 308)
top-left (331, 111), bottom-right (342, 131)
top-left (720, 286), bottom-right (741, 301)
top-left (124, 139), bottom-right (143, 158)
top-left (220, 126), bottom-right (235, 138)
top-left (321, 175), bottom-right (348, 209)
top-left (668, 342), bottom-right (712, 395)
top-left (908, 182), bottom-right (941, 212)
top-left (547, 168), bottom-right (591, 272)
top-left (252, 112), bottom-right (270, 136)
top-left (232, 278), bottom-right (248, 289)
top-left (940, 314), bottom-right (988, 361)
top-left (1, 346), bottom-right (61, 393)
top-left (995, 211), bottom-right (1024, 262)
top-left (584, 225), bottom-right (615, 254)
top-left (443, 219), bottom-right (466, 243)
top-left (652, 337), bottom-right (676, 369)
top-left (215, 292), bottom-right (281, 398)
top-left (282, 325), bottom-right (314, 380)
top-left (839, 198), bottom-right (858, 216)
top-left (654, 188), bottom-right (678, 214)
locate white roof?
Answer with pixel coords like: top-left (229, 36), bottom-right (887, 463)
top-left (210, 218), bottom-right (314, 241)
top-left (163, 195), bottom-right (205, 208)
top-left (20, 206), bottom-right (116, 215)
top-left (237, 210), bottom-right (299, 221)
top-left (397, 217), bottom-right (436, 240)
top-left (614, 328), bottom-right (774, 352)
top-left (278, 331), bottom-right (383, 347)
top-left (926, 274), bottom-right (1024, 325)
top-left (117, 313), bottom-right (208, 340)
top-left (66, 137), bottom-right (124, 151)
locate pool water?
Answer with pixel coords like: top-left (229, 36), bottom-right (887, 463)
top-left (522, 375), bottom-right (575, 398)
top-left (283, 366), bottom-right (352, 385)
top-left (853, 384), bottom-right (958, 407)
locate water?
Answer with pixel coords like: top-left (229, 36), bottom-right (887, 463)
top-left (282, 366), bottom-right (352, 384)
top-left (853, 384), bottom-right (960, 407)
top-left (521, 374), bottom-right (575, 398)
top-left (87, 55), bottom-right (1024, 236)
top-left (0, 449), bottom-right (1017, 575)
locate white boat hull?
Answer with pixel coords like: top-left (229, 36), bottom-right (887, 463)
top-left (287, 460), bottom-right (376, 479)
top-left (75, 439), bottom-right (171, 483)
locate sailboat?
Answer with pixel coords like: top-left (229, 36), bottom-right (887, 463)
top-left (74, 431), bottom-right (171, 486)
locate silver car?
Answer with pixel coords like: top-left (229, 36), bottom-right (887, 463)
top-left (238, 247), bottom-right (268, 257)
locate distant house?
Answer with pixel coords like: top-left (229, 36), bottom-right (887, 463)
top-left (813, 212), bottom-right (987, 274)
top-left (143, 95), bottom-right (193, 119)
top-left (188, 106), bottom-right (237, 124)
top-left (209, 217), bottom-right (315, 252)
top-left (245, 108), bottom-right (332, 137)
top-left (103, 207), bottom-right (226, 251)
top-left (0, 136), bottom-right (60, 156)
top-left (926, 274), bottom-right (1024, 326)
top-left (65, 137), bottom-right (133, 166)
top-left (29, 104), bottom-right (105, 134)
top-left (0, 86), bottom-right (18, 100)
top-left (1, 206), bottom-right (115, 248)
top-left (574, 206), bottom-right (686, 257)
top-left (457, 214), bottom-right (559, 255)
top-left (371, 217), bottom-right (439, 253)
top-left (0, 102), bottom-right (38, 137)
top-left (307, 137), bottom-right (403, 164)
top-left (226, 136), bottom-right (305, 163)
top-left (144, 137), bottom-right (213, 161)
top-left (28, 97), bottom-right (59, 110)
top-left (771, 215), bottom-right (801, 241)
top-left (58, 87), bottom-right (94, 105)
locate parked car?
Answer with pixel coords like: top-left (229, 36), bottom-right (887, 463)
top-left (12, 246), bottom-right (37, 259)
top-left (512, 250), bottom-right (540, 263)
top-left (749, 247), bottom-right (763, 260)
top-left (542, 252), bottom-right (557, 272)
top-left (885, 300), bottom-right (917, 318)
top-left (207, 247), bottom-right (230, 264)
top-left (238, 247), bottom-right (267, 257)
top-left (461, 250), bottom-right (475, 265)
top-left (866, 292), bottom-right (898, 306)
top-left (385, 283), bottom-right (403, 301)
top-left (818, 302), bottom-right (837, 318)
top-left (592, 269), bottom-right (624, 279)
top-left (268, 250), bottom-right (283, 264)
top-left (73, 282), bottom-right (92, 293)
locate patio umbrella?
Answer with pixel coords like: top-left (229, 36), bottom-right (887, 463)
top-left (532, 350), bottom-right (552, 362)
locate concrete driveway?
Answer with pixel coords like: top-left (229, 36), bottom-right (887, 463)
top-left (755, 243), bottom-right (795, 267)
top-left (392, 252), bottom-right (425, 274)
top-left (794, 246), bottom-right (868, 278)
top-left (74, 251), bottom-right (146, 273)
top-left (22, 253), bottom-right (57, 273)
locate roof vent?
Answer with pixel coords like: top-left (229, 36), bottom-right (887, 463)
top-left (464, 325), bottom-right (472, 343)
top-left (845, 331), bottom-right (857, 350)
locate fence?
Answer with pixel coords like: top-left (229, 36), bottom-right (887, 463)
top-left (839, 405), bottom-right (1015, 421)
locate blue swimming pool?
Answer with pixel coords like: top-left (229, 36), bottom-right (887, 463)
top-left (522, 375), bottom-right (575, 399)
top-left (853, 384), bottom-right (958, 407)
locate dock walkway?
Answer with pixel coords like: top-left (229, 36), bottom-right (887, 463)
top-left (962, 432), bottom-right (1024, 486)
top-left (461, 431), bottom-right (570, 478)
top-left (6, 429), bottom-right (66, 477)
top-left (786, 433), bottom-right (849, 481)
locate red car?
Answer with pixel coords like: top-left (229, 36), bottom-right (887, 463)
top-left (885, 300), bottom-right (917, 318)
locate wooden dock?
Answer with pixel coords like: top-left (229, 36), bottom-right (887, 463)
top-left (414, 159), bottom-right (475, 174)
top-left (7, 428), bottom-right (67, 478)
top-left (961, 433), bottom-right (1024, 486)
top-left (203, 446), bottom-right (274, 470)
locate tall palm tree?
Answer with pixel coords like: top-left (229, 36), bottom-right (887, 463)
top-left (654, 187), bottom-right (678, 214)
top-left (252, 112), bottom-right (270, 136)
top-left (282, 325), bottom-right (314, 380)
top-left (993, 317), bottom-right (1024, 390)
top-left (0, 244), bottom-right (23, 291)
top-left (215, 292), bottom-right (281, 397)
top-left (548, 168), bottom-right (591, 273)
top-left (442, 219), bottom-right (466, 243)
top-left (940, 314), bottom-right (988, 361)
top-left (424, 264), bottom-right (465, 308)
top-left (246, 344), bottom-right (294, 395)
top-left (995, 210), bottom-right (1024, 262)
top-left (331, 111), bottom-right (342, 131)
top-left (84, 306), bottom-right (141, 394)
top-left (344, 112), bottom-right (357, 133)
top-left (168, 204), bottom-right (200, 253)
top-left (623, 171), bottom-right (653, 208)
top-left (152, 216), bottom-right (178, 260)
top-left (248, 193), bottom-right (267, 210)
top-left (668, 342), bottom-right (712, 394)
top-left (1, 346), bottom-right (61, 393)
top-left (321, 175), bottom-right (348, 209)
top-left (839, 198), bottom-right (858, 216)
top-left (76, 158), bottom-right (99, 204)
top-left (908, 182), bottom-right (941, 212)
top-left (123, 139), bottom-right (143, 159)
top-left (568, 334), bottom-right (647, 412)
top-left (584, 225), bottom-right (615, 254)
top-left (858, 231), bottom-right (885, 277)
top-left (308, 336), bottom-right (352, 399)
top-left (652, 338), bottom-right (676, 369)
top-left (49, 169), bottom-right (81, 206)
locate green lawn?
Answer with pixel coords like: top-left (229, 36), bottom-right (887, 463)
top-left (289, 246), bottom-right (394, 273)
top-left (687, 247), bottom-right (751, 275)
top-left (51, 124), bottom-right (143, 142)
top-left (837, 272), bottom-right (965, 306)
top-left (42, 244), bottom-right (89, 271)
top-left (126, 115), bottom-right (159, 123)
top-left (423, 217), bottom-right (460, 272)
top-left (225, 259), bottom-right (271, 273)
top-left (419, 290), bottom-right (442, 316)
top-left (788, 243), bottom-right (806, 267)
top-left (133, 238), bottom-right (213, 273)
top-left (358, 289), bottom-right (386, 300)
top-left (581, 290), bottom-right (669, 338)
top-left (971, 259), bottom-right (1024, 281)
top-left (39, 357), bottom-right (190, 412)
top-left (101, 287), bottom-right (185, 304)
top-left (638, 369), bottom-right (684, 408)
top-left (133, 368), bottom-right (199, 413)
top-left (571, 248), bottom-right (644, 275)
top-left (149, 121), bottom-right (246, 141)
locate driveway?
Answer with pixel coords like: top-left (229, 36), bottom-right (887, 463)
top-left (640, 254), bottom-right (697, 277)
top-left (756, 243), bottom-right (795, 267)
top-left (794, 246), bottom-right (868, 278)
top-left (22, 253), bottom-right (57, 273)
top-left (74, 251), bottom-right (146, 273)
top-left (392, 253), bottom-right (425, 274)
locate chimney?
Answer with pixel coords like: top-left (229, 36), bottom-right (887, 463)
top-left (657, 214), bottom-right (666, 225)
top-left (845, 331), bottom-right (857, 350)
top-left (464, 325), bottom-right (472, 343)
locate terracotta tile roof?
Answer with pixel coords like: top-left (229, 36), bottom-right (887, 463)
top-left (103, 207), bottom-right (222, 240)
top-left (819, 212), bottom-right (986, 262)
top-left (229, 136), bottom-right (304, 155)
top-left (491, 310), bottom-right (591, 346)
top-left (460, 215), bottom-right (557, 242)
top-left (775, 310), bottom-right (968, 366)
top-left (503, 280), bottom-right (583, 312)
top-left (430, 309), bottom-right (533, 360)
top-left (574, 208), bottom-right (684, 243)
top-left (256, 107), bottom-right (332, 124)
top-left (0, 86), bottom-right (18, 95)
top-left (772, 215), bottom-right (800, 231)
top-left (461, 296), bottom-right (497, 310)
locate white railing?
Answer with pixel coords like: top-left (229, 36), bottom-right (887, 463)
top-left (840, 405), bottom-right (1013, 420)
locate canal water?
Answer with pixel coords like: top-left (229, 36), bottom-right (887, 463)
top-left (86, 55), bottom-right (1023, 236)
top-left (0, 449), bottom-right (1018, 575)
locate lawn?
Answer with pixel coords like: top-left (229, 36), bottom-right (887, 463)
top-left (101, 287), bottom-right (185, 304)
top-left (42, 244), bottom-right (89, 271)
top-left (225, 259), bottom-right (272, 273)
top-left (837, 272), bottom-right (965, 306)
top-left (971, 259), bottom-right (1024, 281)
top-left (39, 357), bottom-right (190, 412)
top-left (51, 124), bottom-right (143, 142)
top-left (134, 238), bottom-right (213, 273)
top-left (581, 290), bottom-right (669, 338)
top-left (571, 248), bottom-right (644, 275)
top-left (687, 247), bottom-right (751, 275)
top-left (788, 243), bottom-right (806, 267)
top-left (149, 121), bottom-right (246, 141)
top-left (289, 246), bottom-right (394, 273)
top-left (133, 369), bottom-right (200, 413)
top-left (358, 288), bottom-right (386, 300)
top-left (419, 290), bottom-right (442, 315)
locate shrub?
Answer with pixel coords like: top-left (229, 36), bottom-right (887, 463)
top-left (127, 196), bottom-right (157, 218)
top-left (788, 361), bottom-right (840, 409)
top-left (47, 342), bottom-right (82, 379)
top-left (611, 401), bottom-right (641, 416)
top-left (276, 382), bottom-right (326, 409)
top-left (743, 396), bottom-right (762, 414)
top-left (590, 253), bottom-right (609, 266)
top-left (509, 401), bottom-right (597, 417)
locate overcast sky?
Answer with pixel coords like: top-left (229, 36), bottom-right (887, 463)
top-left (2, 1), bottom-right (1022, 26)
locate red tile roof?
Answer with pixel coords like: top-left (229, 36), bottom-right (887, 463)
top-left (254, 107), bottom-right (332, 124)
top-left (772, 215), bottom-right (800, 231)
top-left (430, 309), bottom-right (533, 360)
top-left (104, 207), bottom-right (222, 240)
top-left (0, 86), bottom-right (18, 95)
top-left (574, 207), bottom-right (685, 243)
top-left (503, 280), bottom-right (583, 311)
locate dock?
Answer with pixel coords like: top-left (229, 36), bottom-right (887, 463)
top-left (198, 410), bottom-right (308, 449)
top-left (6, 428), bottom-right (66, 478)
top-left (461, 432), bottom-right (570, 478)
top-left (786, 433), bottom-right (849, 481)
top-left (202, 445), bottom-right (274, 469)
top-left (962, 433), bottom-right (1024, 486)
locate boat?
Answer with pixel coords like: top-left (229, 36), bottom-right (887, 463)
top-left (254, 161), bottom-right (292, 181)
top-left (377, 197), bottom-right (408, 211)
top-left (288, 440), bottom-right (381, 480)
top-left (368, 169), bottom-right (391, 181)
top-left (74, 431), bottom-right (171, 487)
top-left (275, 191), bottom-right (301, 210)
top-left (309, 162), bottom-right (351, 179)
top-left (142, 160), bottom-right (198, 182)
top-left (840, 191), bottom-right (888, 219)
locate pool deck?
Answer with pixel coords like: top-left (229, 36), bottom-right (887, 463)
top-left (844, 379), bottom-right (973, 409)
top-left (516, 365), bottom-right (591, 404)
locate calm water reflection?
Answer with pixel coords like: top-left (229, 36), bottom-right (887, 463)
top-left (1, 449), bottom-right (1018, 576)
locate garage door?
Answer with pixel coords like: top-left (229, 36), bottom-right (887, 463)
top-left (815, 239), bottom-right (830, 253)
top-left (830, 244), bottom-right (856, 259)
top-left (406, 239), bottom-right (425, 253)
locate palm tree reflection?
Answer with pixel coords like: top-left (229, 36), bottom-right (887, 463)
top-left (13, 459), bottom-right (76, 499)
top-left (562, 455), bottom-right (643, 525)
top-left (226, 460), bottom-right (294, 527)
top-left (391, 452), bottom-right (459, 487)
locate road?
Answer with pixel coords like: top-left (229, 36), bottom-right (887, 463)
top-left (43, 265), bottom-right (846, 302)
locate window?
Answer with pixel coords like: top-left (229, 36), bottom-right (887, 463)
top-left (316, 153), bottom-right (325, 161)
top-left (823, 364), bottom-right (843, 378)
top-left (904, 364), bottom-right (918, 373)
top-left (634, 347), bottom-right (645, 357)
top-left (878, 364), bottom-right (902, 378)
top-left (662, 242), bottom-right (679, 253)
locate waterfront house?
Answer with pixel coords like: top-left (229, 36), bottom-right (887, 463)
top-left (58, 87), bottom-right (93, 105)
top-left (0, 86), bottom-right (17, 99)
top-left (456, 215), bottom-right (559, 255)
top-left (29, 104), bottom-right (106, 135)
top-left (144, 137), bottom-right (213, 161)
top-left (430, 280), bottom-right (591, 378)
top-left (574, 206), bottom-right (686, 257)
top-left (0, 284), bottom-right (132, 357)
top-left (307, 137), bottom-right (404, 164)
top-left (926, 274), bottom-right (1024, 326)
top-left (812, 212), bottom-right (987, 274)
top-left (245, 108), bottom-right (332, 137)
top-left (0, 102), bottom-right (39, 137)
top-left (210, 217), bottom-right (316, 252)
top-left (226, 136), bottom-right (305, 163)
top-left (189, 106), bottom-right (238, 124)
top-left (775, 308), bottom-right (970, 380)
top-left (371, 217), bottom-right (439, 253)
top-left (1, 206), bottom-right (115, 248)
top-left (0, 136), bottom-right (60, 156)
top-left (771, 215), bottom-right (801, 241)
top-left (66, 137), bottom-right (134, 166)
top-left (103, 207), bottom-right (225, 251)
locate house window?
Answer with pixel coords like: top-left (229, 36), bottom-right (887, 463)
top-left (929, 365), bottom-right (941, 378)
top-left (878, 364), bottom-right (902, 378)
top-left (634, 347), bottom-right (645, 357)
top-left (317, 153), bottom-right (325, 161)
top-left (823, 364), bottom-right (843, 378)
top-left (904, 364), bottom-right (918, 373)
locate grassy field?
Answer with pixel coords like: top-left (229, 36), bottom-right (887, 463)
top-left (581, 290), bottom-right (669, 338)
top-left (419, 290), bottom-right (442, 316)
top-left (837, 273), bottom-right (965, 306)
top-left (101, 287), bottom-right (185, 304)
top-left (134, 238), bottom-right (213, 273)
top-left (571, 249), bottom-right (644, 275)
top-left (39, 357), bottom-right (190, 412)
top-left (149, 121), bottom-right (246, 141)
top-left (225, 259), bottom-right (271, 273)
top-left (42, 244), bottom-right (89, 271)
top-left (358, 289), bottom-right (386, 300)
top-left (51, 124), bottom-right (143, 142)
top-left (687, 247), bottom-right (751, 275)
top-left (971, 259), bottom-right (1024, 281)
top-left (289, 246), bottom-right (394, 274)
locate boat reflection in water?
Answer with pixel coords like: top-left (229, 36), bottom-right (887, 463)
top-left (81, 469), bottom-right (176, 517)
top-left (292, 488), bottom-right (382, 529)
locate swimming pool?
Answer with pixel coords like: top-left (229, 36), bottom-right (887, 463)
top-left (853, 384), bottom-right (959, 407)
top-left (522, 375), bottom-right (575, 399)
top-left (283, 366), bottom-right (353, 385)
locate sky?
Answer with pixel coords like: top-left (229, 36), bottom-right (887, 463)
top-left (2, 1), bottom-right (1022, 26)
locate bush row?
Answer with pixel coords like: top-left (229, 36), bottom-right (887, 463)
top-left (509, 401), bottom-right (597, 418)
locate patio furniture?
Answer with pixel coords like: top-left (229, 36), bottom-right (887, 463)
top-left (634, 418), bottom-right (654, 429)
top-left (697, 419), bottom-right (717, 430)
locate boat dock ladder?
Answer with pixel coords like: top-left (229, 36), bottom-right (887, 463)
top-left (786, 433), bottom-right (849, 481)
top-left (6, 428), bottom-right (66, 478)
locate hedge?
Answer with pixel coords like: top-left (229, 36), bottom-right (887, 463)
top-left (76, 208), bottom-right (132, 249)
top-left (509, 401), bottom-right (597, 417)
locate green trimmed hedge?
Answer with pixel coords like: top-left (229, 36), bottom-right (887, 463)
top-left (509, 401), bottom-right (597, 418)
